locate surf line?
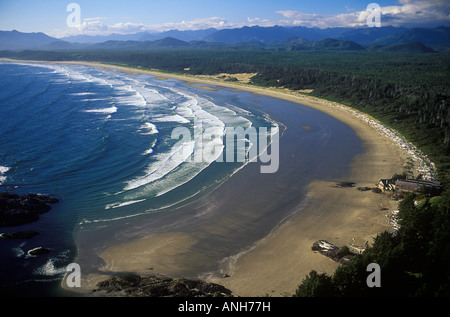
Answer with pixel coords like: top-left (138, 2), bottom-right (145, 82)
top-left (171, 119), bottom-right (280, 174)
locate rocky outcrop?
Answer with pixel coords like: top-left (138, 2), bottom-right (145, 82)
top-left (0, 192), bottom-right (59, 226)
top-left (0, 231), bottom-right (39, 239)
top-left (27, 247), bottom-right (50, 256)
top-left (92, 273), bottom-right (234, 297)
top-left (312, 240), bottom-right (354, 264)
top-left (333, 182), bottom-right (355, 188)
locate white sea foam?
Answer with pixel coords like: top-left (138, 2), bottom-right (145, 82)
top-left (152, 115), bottom-right (190, 124)
top-left (12, 242), bottom-right (26, 257)
top-left (84, 106), bottom-right (118, 114)
top-left (147, 158), bottom-right (219, 198)
top-left (140, 122), bottom-right (159, 135)
top-left (33, 251), bottom-right (71, 277)
top-left (122, 89), bottom-right (230, 194)
top-left (125, 139), bottom-right (195, 191)
top-left (81, 98), bottom-right (111, 102)
top-left (105, 199), bottom-right (147, 210)
top-left (79, 210), bottom-right (151, 224)
top-left (35, 258), bottom-right (67, 276)
top-left (0, 166), bottom-right (9, 184)
top-left (121, 89), bottom-right (147, 107)
top-left (0, 166), bottom-right (10, 174)
top-left (143, 148), bottom-right (153, 155)
top-left (128, 81), bottom-right (168, 104)
top-left (142, 139), bottom-right (157, 156)
top-left (71, 92), bottom-right (95, 96)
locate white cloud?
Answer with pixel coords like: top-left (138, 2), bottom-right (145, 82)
top-left (377, 0), bottom-right (450, 27)
top-left (276, 0), bottom-right (450, 28)
top-left (51, 0), bottom-right (450, 37)
top-left (52, 16), bottom-right (245, 38)
top-left (83, 17), bottom-right (110, 22)
top-left (150, 17), bottom-right (240, 31)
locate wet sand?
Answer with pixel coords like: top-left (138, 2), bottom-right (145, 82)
top-left (0, 59), bottom-right (408, 296)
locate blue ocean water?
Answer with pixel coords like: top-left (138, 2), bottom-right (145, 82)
top-left (0, 62), bottom-right (362, 296)
top-left (0, 62), bottom-right (278, 295)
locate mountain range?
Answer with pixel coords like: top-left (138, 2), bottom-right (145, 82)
top-left (0, 25), bottom-right (449, 52)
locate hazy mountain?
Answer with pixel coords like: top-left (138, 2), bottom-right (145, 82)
top-left (311, 38), bottom-right (365, 50)
top-left (372, 26), bottom-right (450, 46)
top-left (203, 25), bottom-right (354, 43)
top-left (59, 25), bottom-right (449, 47)
top-left (1, 26), bottom-right (448, 52)
top-left (62, 32), bottom-right (156, 43)
top-left (204, 25), bottom-right (300, 44)
top-left (62, 29), bottom-right (217, 44)
top-left (148, 36), bottom-right (190, 47)
top-left (145, 28), bottom-right (217, 42)
top-left (368, 41), bottom-right (436, 53)
top-left (203, 25), bottom-right (409, 44)
top-left (90, 37), bottom-right (190, 50)
top-left (334, 26), bottom-right (406, 45)
top-left (0, 30), bottom-right (61, 50)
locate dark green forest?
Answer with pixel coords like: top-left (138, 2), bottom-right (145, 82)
top-left (1, 47), bottom-right (449, 296)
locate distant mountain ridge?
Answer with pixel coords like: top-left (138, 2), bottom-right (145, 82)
top-left (0, 30), bottom-right (63, 50)
top-left (62, 28), bottom-right (218, 44)
top-left (372, 26), bottom-right (450, 46)
top-left (58, 25), bottom-right (449, 46)
top-left (0, 25), bottom-right (448, 52)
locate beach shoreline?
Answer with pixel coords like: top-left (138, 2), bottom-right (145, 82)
top-left (0, 59), bottom-right (425, 296)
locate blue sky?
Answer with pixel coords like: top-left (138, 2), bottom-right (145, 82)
top-left (0, 0), bottom-right (449, 38)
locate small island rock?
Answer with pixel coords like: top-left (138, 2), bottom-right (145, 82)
top-left (0, 192), bottom-right (59, 227)
top-left (27, 247), bottom-right (50, 256)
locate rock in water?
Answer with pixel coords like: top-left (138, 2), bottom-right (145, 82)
top-left (0, 231), bottom-right (40, 239)
top-left (0, 192), bottom-right (59, 227)
top-left (27, 247), bottom-right (50, 256)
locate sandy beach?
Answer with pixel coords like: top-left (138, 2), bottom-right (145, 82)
top-left (1, 59), bottom-right (416, 296)
top-left (74, 62), bottom-right (409, 296)
top-left (205, 111), bottom-right (405, 296)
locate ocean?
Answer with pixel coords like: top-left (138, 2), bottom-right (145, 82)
top-left (0, 62), bottom-right (362, 296)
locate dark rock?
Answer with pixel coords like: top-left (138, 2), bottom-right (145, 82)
top-left (93, 273), bottom-right (233, 297)
top-left (312, 240), bottom-right (355, 264)
top-left (27, 247), bottom-right (50, 256)
top-left (357, 187), bottom-right (372, 191)
top-left (0, 231), bottom-right (39, 239)
top-left (334, 182), bottom-right (355, 188)
top-left (0, 192), bottom-right (59, 227)
top-left (96, 272), bottom-right (142, 292)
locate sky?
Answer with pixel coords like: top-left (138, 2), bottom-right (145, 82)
top-left (0, 0), bottom-right (449, 38)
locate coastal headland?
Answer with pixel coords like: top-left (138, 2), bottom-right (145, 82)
top-left (1, 59), bottom-right (427, 297)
